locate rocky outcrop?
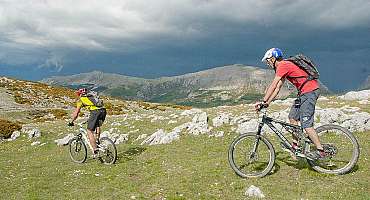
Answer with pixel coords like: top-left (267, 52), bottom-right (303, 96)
top-left (187, 112), bottom-right (210, 135)
top-left (212, 113), bottom-right (230, 127)
top-left (141, 129), bottom-right (180, 145)
top-left (55, 134), bottom-right (75, 146)
top-left (338, 90), bottom-right (370, 101)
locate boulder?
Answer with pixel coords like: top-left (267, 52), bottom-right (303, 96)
top-left (358, 99), bottom-right (369, 104)
top-left (31, 141), bottom-right (41, 146)
top-left (100, 132), bottom-right (129, 145)
top-left (8, 131), bottom-right (21, 141)
top-left (245, 185), bottom-right (265, 198)
top-left (212, 113), bottom-right (230, 127)
top-left (237, 119), bottom-right (259, 134)
top-left (342, 112), bottom-right (370, 132)
top-left (338, 90), bottom-right (370, 101)
top-left (26, 128), bottom-right (41, 139)
top-left (187, 112), bottom-right (210, 135)
top-left (134, 134), bottom-right (148, 141)
top-left (340, 105), bottom-right (361, 113)
top-left (315, 108), bottom-right (349, 124)
top-left (209, 131), bottom-right (224, 138)
top-left (55, 134), bottom-right (75, 146)
top-left (141, 129), bottom-right (180, 145)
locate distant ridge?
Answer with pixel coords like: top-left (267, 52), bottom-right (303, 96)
top-left (42, 64), bottom-right (330, 107)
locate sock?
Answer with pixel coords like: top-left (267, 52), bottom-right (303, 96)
top-left (318, 149), bottom-right (326, 156)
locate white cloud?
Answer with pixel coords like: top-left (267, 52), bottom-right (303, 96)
top-left (38, 52), bottom-right (65, 72)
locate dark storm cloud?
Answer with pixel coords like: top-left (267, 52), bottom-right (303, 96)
top-left (0, 0), bottom-right (369, 91)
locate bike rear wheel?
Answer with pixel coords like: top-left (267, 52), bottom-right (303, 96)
top-left (228, 133), bottom-right (275, 178)
top-left (69, 137), bottom-right (87, 163)
top-left (98, 137), bottom-right (117, 165)
top-left (307, 124), bottom-right (360, 174)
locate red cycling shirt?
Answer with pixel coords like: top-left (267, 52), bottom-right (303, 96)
top-left (276, 60), bottom-right (319, 94)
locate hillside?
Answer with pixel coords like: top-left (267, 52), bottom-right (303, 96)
top-left (42, 65), bottom-right (330, 107)
top-left (1, 76), bottom-right (369, 199)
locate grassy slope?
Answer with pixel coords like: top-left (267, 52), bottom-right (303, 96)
top-left (0, 115), bottom-right (369, 200)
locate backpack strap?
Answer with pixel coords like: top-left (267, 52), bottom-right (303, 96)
top-left (286, 75), bottom-right (315, 96)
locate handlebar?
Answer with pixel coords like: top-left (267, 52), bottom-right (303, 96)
top-left (256, 102), bottom-right (269, 112)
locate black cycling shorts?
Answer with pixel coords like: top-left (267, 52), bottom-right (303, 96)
top-left (87, 108), bottom-right (106, 131)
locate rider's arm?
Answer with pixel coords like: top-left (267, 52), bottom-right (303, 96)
top-left (263, 75), bottom-right (283, 103)
top-left (71, 106), bottom-right (81, 123)
top-left (266, 79), bottom-right (284, 104)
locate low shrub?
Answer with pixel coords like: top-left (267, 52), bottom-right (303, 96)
top-left (0, 119), bottom-right (22, 139)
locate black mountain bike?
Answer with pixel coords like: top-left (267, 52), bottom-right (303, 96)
top-left (228, 107), bottom-right (360, 178)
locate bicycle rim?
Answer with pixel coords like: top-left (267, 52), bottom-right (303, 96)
top-left (228, 133), bottom-right (275, 178)
top-left (98, 137), bottom-right (117, 165)
top-left (307, 124), bottom-right (360, 174)
top-left (69, 138), bottom-right (87, 163)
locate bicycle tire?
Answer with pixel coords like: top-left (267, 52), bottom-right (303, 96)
top-left (228, 133), bottom-right (275, 178)
top-left (98, 137), bottom-right (117, 165)
top-left (307, 124), bottom-right (360, 175)
top-left (69, 137), bottom-right (87, 163)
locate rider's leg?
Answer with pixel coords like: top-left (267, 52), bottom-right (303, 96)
top-left (299, 90), bottom-right (326, 158)
top-left (289, 118), bottom-right (299, 144)
top-left (87, 129), bottom-right (98, 153)
top-left (96, 126), bottom-right (101, 143)
top-left (95, 109), bottom-right (106, 145)
top-left (87, 110), bottom-right (100, 154)
top-left (305, 127), bottom-right (323, 150)
top-left (288, 102), bottom-right (300, 146)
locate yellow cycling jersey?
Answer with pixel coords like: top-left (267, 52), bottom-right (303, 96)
top-left (76, 96), bottom-right (103, 111)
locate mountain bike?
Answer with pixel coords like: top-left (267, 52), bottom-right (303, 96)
top-left (228, 106), bottom-right (360, 178)
top-left (68, 121), bottom-right (117, 165)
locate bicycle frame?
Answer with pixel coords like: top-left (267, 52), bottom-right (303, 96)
top-left (76, 122), bottom-right (94, 152)
top-left (255, 108), bottom-right (309, 153)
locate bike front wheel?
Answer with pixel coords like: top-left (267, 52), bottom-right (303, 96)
top-left (228, 133), bottom-right (275, 178)
top-left (307, 124), bottom-right (360, 175)
top-left (69, 137), bottom-right (87, 163)
top-left (98, 137), bottom-right (117, 165)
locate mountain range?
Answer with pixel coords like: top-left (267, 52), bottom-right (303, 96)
top-left (42, 64), bottom-right (330, 107)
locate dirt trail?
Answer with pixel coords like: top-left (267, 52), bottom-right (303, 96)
top-left (0, 88), bottom-right (26, 112)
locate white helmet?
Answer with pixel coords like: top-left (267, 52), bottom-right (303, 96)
top-left (261, 48), bottom-right (283, 63)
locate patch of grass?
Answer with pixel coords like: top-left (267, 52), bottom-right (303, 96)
top-left (240, 93), bottom-right (264, 102)
top-left (0, 117), bottom-right (369, 199)
top-left (0, 119), bottom-right (22, 138)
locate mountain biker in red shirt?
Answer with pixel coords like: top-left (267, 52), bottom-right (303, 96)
top-left (256, 48), bottom-right (326, 160)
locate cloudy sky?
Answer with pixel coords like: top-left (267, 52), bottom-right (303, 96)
top-left (0, 0), bottom-right (369, 91)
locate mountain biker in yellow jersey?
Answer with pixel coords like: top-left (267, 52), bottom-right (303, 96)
top-left (256, 48), bottom-right (326, 160)
top-left (68, 88), bottom-right (107, 158)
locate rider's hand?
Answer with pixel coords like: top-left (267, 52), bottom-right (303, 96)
top-left (68, 122), bottom-right (74, 127)
top-left (254, 101), bottom-right (269, 111)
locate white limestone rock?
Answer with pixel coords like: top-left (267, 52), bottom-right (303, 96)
top-left (338, 90), bottom-right (370, 101)
top-left (55, 134), bottom-right (75, 146)
top-left (245, 185), bottom-right (265, 198)
top-left (212, 113), bottom-right (230, 127)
